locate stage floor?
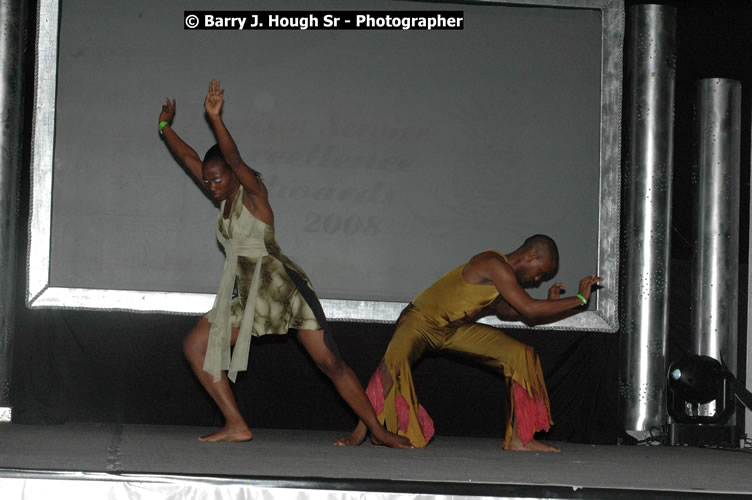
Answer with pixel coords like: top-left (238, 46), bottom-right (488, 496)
top-left (1, 423), bottom-right (751, 499)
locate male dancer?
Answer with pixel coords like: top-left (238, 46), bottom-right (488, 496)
top-left (335, 235), bottom-right (602, 451)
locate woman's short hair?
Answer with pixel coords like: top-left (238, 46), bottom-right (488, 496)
top-left (202, 144), bottom-right (262, 178)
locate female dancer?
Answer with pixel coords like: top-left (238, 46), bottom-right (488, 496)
top-left (158, 80), bottom-right (410, 447)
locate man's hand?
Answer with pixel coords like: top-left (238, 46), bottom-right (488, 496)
top-left (578, 275), bottom-right (604, 302)
top-left (547, 283), bottom-right (565, 300)
top-left (159, 97), bottom-right (176, 125)
top-left (204, 79), bottom-right (224, 117)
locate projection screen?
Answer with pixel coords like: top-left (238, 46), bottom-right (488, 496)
top-left (28, 0), bottom-right (623, 331)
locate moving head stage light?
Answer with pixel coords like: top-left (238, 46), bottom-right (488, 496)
top-left (667, 354), bottom-right (752, 447)
top-left (668, 355), bottom-right (735, 424)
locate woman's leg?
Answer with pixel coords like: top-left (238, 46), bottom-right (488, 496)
top-left (183, 317), bottom-right (252, 442)
top-left (333, 360), bottom-right (394, 446)
top-left (297, 329), bottom-right (412, 448)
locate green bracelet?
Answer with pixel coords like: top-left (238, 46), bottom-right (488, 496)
top-left (576, 293), bottom-right (588, 305)
top-left (158, 121), bottom-right (169, 133)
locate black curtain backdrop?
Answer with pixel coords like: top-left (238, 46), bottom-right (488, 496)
top-left (10, 304), bottom-right (622, 444)
top-left (10, 0), bottom-right (752, 445)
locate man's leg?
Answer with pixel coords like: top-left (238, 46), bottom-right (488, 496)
top-left (443, 323), bottom-right (558, 452)
top-left (335, 306), bottom-right (437, 447)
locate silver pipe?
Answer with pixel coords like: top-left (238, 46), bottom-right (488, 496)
top-left (747, 99), bottom-right (752, 442)
top-left (691, 78), bottom-right (741, 421)
top-left (620, 4), bottom-right (676, 434)
top-left (0, 0), bottom-right (28, 422)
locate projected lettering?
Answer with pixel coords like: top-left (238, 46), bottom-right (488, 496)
top-left (248, 145), bottom-right (412, 173)
top-left (264, 176), bottom-right (394, 204)
top-left (303, 214), bottom-right (382, 236)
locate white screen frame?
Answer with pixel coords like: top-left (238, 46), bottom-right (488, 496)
top-left (27, 0), bottom-right (623, 332)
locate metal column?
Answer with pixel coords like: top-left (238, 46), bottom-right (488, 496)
top-left (0, 0), bottom-right (28, 422)
top-left (748, 99), bottom-right (752, 444)
top-left (620, 4), bottom-right (676, 435)
top-left (691, 78), bottom-right (741, 422)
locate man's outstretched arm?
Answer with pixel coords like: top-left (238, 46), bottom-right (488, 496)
top-left (467, 252), bottom-right (602, 324)
top-left (486, 283), bottom-right (583, 326)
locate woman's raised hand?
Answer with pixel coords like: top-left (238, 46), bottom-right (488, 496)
top-left (159, 97), bottom-right (176, 124)
top-left (204, 79), bottom-right (225, 117)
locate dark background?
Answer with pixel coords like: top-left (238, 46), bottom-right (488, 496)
top-left (9, 0), bottom-right (752, 445)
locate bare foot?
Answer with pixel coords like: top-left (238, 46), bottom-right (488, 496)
top-left (199, 425), bottom-right (253, 443)
top-left (507, 437), bottom-right (560, 452)
top-left (334, 421), bottom-right (367, 446)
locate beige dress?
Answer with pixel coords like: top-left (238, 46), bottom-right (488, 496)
top-left (203, 186), bottom-right (325, 382)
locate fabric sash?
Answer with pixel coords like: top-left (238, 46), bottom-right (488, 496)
top-left (203, 194), bottom-right (268, 383)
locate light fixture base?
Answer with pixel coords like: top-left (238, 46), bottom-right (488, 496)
top-left (668, 422), bottom-right (739, 448)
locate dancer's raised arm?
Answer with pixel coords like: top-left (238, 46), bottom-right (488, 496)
top-left (203, 80), bottom-right (265, 197)
top-left (158, 98), bottom-right (203, 182)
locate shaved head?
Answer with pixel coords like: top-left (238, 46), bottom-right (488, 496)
top-left (520, 234), bottom-right (559, 280)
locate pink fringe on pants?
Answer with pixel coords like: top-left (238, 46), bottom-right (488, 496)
top-left (366, 369), bottom-right (434, 442)
top-left (513, 381), bottom-right (550, 445)
top-left (366, 369), bottom-right (545, 446)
